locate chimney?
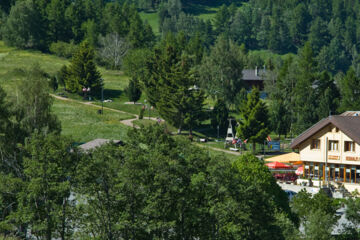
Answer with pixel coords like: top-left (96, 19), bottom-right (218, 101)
top-left (255, 66), bottom-right (258, 76)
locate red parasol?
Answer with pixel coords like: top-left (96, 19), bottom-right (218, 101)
top-left (295, 166), bottom-right (304, 175)
top-left (266, 161), bottom-right (292, 169)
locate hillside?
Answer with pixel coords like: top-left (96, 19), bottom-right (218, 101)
top-left (0, 41), bottom-right (134, 142)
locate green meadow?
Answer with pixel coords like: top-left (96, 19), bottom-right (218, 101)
top-left (0, 41), bottom-right (134, 142)
top-left (53, 99), bottom-right (133, 143)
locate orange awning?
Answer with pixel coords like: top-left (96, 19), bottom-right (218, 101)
top-left (265, 152), bottom-right (300, 163)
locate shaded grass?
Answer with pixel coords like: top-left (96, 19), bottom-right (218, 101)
top-left (139, 11), bottom-right (160, 36)
top-left (0, 41), bottom-right (129, 100)
top-left (133, 119), bottom-right (178, 133)
top-left (52, 98), bottom-right (134, 143)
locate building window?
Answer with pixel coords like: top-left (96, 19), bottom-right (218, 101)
top-left (329, 140), bottom-right (339, 151)
top-left (344, 141), bottom-right (355, 152)
top-left (310, 139), bottom-right (320, 150)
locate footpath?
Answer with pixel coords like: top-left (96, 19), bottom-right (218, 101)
top-left (51, 94), bottom-right (262, 157)
top-left (51, 94), bottom-right (160, 128)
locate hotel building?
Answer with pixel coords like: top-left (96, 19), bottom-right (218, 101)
top-left (290, 114), bottom-right (360, 192)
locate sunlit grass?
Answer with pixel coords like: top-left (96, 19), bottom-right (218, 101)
top-left (52, 98), bottom-right (134, 143)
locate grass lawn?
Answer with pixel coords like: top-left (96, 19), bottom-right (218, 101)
top-left (133, 119), bottom-right (178, 132)
top-left (52, 98), bottom-right (134, 143)
top-left (0, 41), bottom-right (129, 99)
top-left (140, 11), bottom-right (160, 36)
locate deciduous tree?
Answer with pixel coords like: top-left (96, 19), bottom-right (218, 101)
top-left (2, 0), bottom-right (46, 50)
top-left (98, 32), bottom-right (130, 70)
top-left (198, 36), bottom-right (245, 106)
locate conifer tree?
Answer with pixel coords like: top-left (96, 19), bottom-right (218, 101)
top-left (211, 98), bottom-right (228, 134)
top-left (293, 42), bottom-right (318, 134)
top-left (145, 34), bottom-right (205, 134)
top-left (339, 67), bottom-right (360, 112)
top-left (65, 41), bottom-right (102, 97)
top-left (316, 71), bottom-right (340, 119)
top-left (236, 88), bottom-right (270, 153)
top-left (126, 77), bottom-right (142, 103)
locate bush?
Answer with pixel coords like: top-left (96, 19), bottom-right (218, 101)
top-left (139, 106), bottom-right (145, 119)
top-left (49, 41), bottom-right (79, 58)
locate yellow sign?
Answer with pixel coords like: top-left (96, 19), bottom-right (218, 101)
top-left (328, 155), bottom-right (340, 160)
top-left (346, 156), bottom-right (360, 161)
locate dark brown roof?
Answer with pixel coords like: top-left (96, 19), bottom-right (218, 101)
top-left (290, 116), bottom-right (360, 149)
top-left (340, 111), bottom-right (360, 116)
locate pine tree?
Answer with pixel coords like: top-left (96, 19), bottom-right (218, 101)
top-left (145, 34), bottom-right (205, 134)
top-left (211, 98), bottom-right (228, 134)
top-left (293, 42), bottom-right (318, 134)
top-left (236, 88), bottom-right (270, 153)
top-left (126, 77), bottom-right (142, 103)
top-left (65, 41), bottom-right (102, 97)
top-left (339, 67), bottom-right (360, 112)
top-left (316, 71), bottom-right (340, 119)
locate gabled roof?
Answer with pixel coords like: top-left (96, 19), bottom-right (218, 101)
top-left (340, 111), bottom-right (360, 116)
top-left (242, 69), bottom-right (266, 81)
top-left (290, 116), bottom-right (360, 149)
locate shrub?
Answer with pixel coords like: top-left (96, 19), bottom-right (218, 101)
top-left (49, 41), bottom-right (79, 58)
top-left (139, 106), bottom-right (145, 119)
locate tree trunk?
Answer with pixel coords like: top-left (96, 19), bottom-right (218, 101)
top-left (61, 198), bottom-right (67, 240)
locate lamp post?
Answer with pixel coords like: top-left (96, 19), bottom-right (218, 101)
top-left (101, 78), bottom-right (104, 114)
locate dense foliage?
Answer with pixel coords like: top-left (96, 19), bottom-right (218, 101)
top-left (0, 123), bottom-right (298, 239)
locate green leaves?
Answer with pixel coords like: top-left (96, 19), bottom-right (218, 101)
top-left (236, 88), bottom-right (270, 152)
top-left (145, 34), bottom-right (206, 133)
top-left (65, 41), bottom-right (102, 96)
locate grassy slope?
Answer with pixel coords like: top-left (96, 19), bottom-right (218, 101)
top-left (0, 41), bottom-right (133, 142)
top-left (53, 99), bottom-right (133, 143)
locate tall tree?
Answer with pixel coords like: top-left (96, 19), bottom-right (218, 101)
top-left (2, 0), bottom-right (46, 50)
top-left (293, 42), bottom-right (318, 134)
top-left (145, 34), bottom-right (205, 134)
top-left (315, 71), bottom-right (340, 119)
top-left (198, 36), bottom-right (245, 106)
top-left (98, 33), bottom-right (130, 70)
top-left (126, 77), bottom-right (142, 103)
top-left (308, 17), bottom-right (330, 54)
top-left (46, 0), bottom-right (71, 43)
top-left (65, 41), bottom-right (102, 96)
top-left (338, 67), bottom-right (360, 112)
top-left (15, 65), bottom-right (61, 137)
top-left (211, 98), bottom-right (228, 135)
top-left (13, 133), bottom-right (77, 240)
top-left (236, 88), bottom-right (270, 153)
top-left (123, 48), bottom-right (152, 87)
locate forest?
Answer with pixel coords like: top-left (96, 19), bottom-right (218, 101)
top-left (1, 0), bottom-right (360, 239)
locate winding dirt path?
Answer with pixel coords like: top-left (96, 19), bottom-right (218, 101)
top-left (51, 94), bottom-right (246, 156)
top-left (51, 94), bottom-right (160, 128)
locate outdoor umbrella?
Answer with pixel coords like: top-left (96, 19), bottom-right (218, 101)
top-left (295, 166), bottom-right (304, 175)
top-left (266, 161), bottom-right (292, 169)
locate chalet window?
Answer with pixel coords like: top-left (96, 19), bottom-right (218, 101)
top-left (310, 139), bottom-right (320, 150)
top-left (329, 140), bottom-right (339, 151)
top-left (344, 141), bottom-right (355, 152)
